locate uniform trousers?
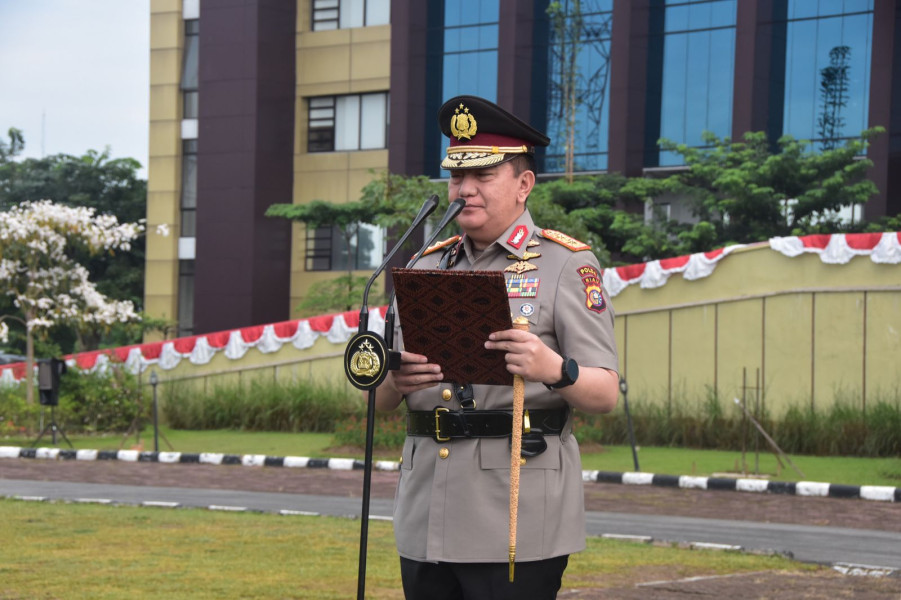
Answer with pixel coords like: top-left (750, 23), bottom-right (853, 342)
top-left (399, 555), bottom-right (569, 600)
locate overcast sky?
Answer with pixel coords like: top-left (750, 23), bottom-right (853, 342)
top-left (0, 1), bottom-right (150, 176)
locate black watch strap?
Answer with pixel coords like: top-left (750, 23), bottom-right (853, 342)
top-left (545, 356), bottom-right (579, 390)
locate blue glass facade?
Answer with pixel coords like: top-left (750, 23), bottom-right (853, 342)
top-left (780, 0), bottom-right (874, 148)
top-left (442, 0), bottom-right (499, 100)
top-left (433, 0), bottom-right (499, 176)
top-left (652, 0), bottom-right (737, 166)
top-left (403, 0), bottom-right (895, 217)
top-left (542, 0), bottom-right (613, 173)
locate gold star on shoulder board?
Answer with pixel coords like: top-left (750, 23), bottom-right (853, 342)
top-left (527, 240), bottom-right (540, 247)
top-left (505, 261), bottom-right (538, 274)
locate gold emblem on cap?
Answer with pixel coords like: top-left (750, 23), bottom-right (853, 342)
top-left (450, 103), bottom-right (478, 141)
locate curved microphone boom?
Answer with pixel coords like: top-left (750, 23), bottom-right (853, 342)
top-left (357, 194), bottom-right (440, 333)
top-left (406, 197), bottom-right (466, 269)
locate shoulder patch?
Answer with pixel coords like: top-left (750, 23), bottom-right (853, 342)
top-left (421, 235), bottom-right (461, 257)
top-left (539, 229), bottom-right (591, 252)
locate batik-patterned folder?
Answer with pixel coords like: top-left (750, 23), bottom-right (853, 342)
top-left (391, 268), bottom-right (513, 386)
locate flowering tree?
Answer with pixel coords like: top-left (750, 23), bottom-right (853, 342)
top-left (0, 200), bottom-right (143, 404)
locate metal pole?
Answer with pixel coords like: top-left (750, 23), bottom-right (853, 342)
top-left (51, 406), bottom-right (58, 445)
top-left (357, 389), bottom-right (377, 600)
top-left (620, 378), bottom-right (640, 472)
top-left (150, 371), bottom-right (159, 453)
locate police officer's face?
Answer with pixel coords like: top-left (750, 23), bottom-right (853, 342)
top-left (448, 162), bottom-right (535, 250)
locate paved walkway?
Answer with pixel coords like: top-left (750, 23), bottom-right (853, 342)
top-left (3, 478), bottom-right (900, 571)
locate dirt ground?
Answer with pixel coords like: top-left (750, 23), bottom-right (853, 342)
top-left (2, 457), bottom-right (900, 599)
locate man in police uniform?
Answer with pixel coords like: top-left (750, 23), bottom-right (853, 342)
top-left (373, 95), bottom-right (619, 600)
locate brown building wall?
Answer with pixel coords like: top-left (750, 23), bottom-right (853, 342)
top-left (194, 0), bottom-right (295, 333)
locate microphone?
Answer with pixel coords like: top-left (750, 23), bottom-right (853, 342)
top-left (406, 197), bottom-right (466, 268)
top-left (345, 194), bottom-right (439, 392)
top-left (357, 194), bottom-right (440, 333)
top-left (383, 198), bottom-right (466, 350)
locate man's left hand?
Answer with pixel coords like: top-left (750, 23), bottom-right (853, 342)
top-left (485, 328), bottom-right (561, 385)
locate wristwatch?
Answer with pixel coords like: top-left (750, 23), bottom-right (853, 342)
top-left (544, 356), bottom-right (579, 390)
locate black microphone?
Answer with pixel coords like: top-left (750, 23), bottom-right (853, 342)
top-left (357, 194), bottom-right (440, 333)
top-left (383, 198), bottom-right (466, 350)
top-left (406, 197), bottom-right (466, 268)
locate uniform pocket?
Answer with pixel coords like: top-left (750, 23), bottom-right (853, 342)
top-left (401, 437), bottom-right (415, 471)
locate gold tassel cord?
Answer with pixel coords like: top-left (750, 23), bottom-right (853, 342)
top-left (509, 316), bottom-right (529, 582)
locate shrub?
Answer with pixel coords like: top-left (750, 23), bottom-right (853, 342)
top-left (0, 367), bottom-right (144, 436)
top-left (333, 412), bottom-right (406, 450)
top-left (161, 376), bottom-right (362, 432)
top-left (59, 368), bottom-right (144, 433)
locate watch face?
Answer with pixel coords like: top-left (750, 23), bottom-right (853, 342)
top-left (563, 358), bottom-right (579, 384)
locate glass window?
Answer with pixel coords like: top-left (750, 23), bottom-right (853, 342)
top-left (312, 0), bottom-right (388, 31)
top-left (183, 90), bottom-right (199, 119)
top-left (177, 259), bottom-right (194, 336)
top-left (307, 93), bottom-right (388, 152)
top-left (780, 0), bottom-right (873, 150)
top-left (181, 140), bottom-right (197, 237)
top-left (180, 19), bottom-right (199, 91)
top-left (437, 0), bottom-right (499, 175)
top-left (359, 93), bottom-right (388, 149)
top-left (308, 97), bottom-right (336, 152)
top-left (335, 96), bottom-right (361, 150)
top-left (305, 223), bottom-right (385, 272)
top-left (653, 0), bottom-right (737, 167)
top-left (543, 0), bottom-right (614, 173)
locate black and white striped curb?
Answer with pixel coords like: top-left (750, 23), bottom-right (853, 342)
top-left (585, 470), bottom-right (901, 503)
top-left (3, 446), bottom-right (898, 503)
top-left (0, 446), bottom-right (400, 472)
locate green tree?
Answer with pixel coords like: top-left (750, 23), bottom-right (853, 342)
top-left (656, 127), bottom-right (883, 246)
top-left (0, 200), bottom-right (143, 404)
top-left (0, 130), bottom-right (148, 351)
top-left (266, 200), bottom-right (381, 315)
top-left (267, 172), bottom-right (447, 315)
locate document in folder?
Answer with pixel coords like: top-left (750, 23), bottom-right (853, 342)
top-left (391, 268), bottom-right (514, 386)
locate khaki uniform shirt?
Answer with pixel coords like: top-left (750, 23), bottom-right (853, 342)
top-left (393, 209), bottom-right (618, 563)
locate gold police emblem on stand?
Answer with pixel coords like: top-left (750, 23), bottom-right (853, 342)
top-left (450, 104), bottom-right (478, 140)
top-left (350, 339), bottom-right (381, 377)
top-left (344, 332), bottom-right (390, 390)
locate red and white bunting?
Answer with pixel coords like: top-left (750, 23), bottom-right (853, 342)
top-left (1, 232), bottom-right (898, 382)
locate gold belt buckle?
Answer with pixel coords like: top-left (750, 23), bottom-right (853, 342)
top-left (434, 407), bottom-right (450, 442)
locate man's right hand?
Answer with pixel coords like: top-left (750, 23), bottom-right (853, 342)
top-left (371, 351), bottom-right (443, 411)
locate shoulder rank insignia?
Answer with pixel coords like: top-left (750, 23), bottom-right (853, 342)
top-left (421, 235), bottom-right (461, 257)
top-left (539, 229), bottom-right (590, 252)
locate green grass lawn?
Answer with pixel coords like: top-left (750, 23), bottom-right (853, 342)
top-left (4, 426), bottom-right (900, 487)
top-left (0, 499), bottom-right (811, 600)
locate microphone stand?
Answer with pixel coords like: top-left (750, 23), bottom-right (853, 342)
top-left (345, 194), bottom-right (438, 600)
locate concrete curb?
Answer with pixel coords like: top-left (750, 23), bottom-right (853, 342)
top-left (0, 445), bottom-right (400, 472)
top-left (2, 446), bottom-right (898, 502)
top-left (585, 470), bottom-right (901, 503)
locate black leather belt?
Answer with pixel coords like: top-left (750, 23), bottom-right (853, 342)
top-left (407, 408), bottom-right (567, 442)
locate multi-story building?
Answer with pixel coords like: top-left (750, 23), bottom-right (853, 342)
top-left (145, 0), bottom-right (900, 338)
